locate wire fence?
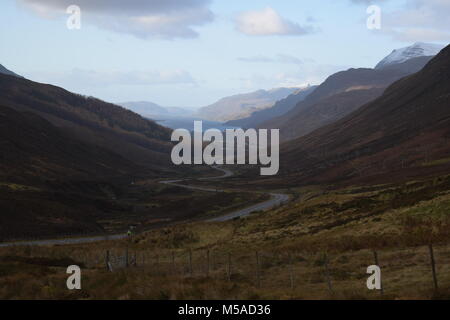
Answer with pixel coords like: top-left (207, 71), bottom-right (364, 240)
top-left (86, 242), bottom-right (450, 295)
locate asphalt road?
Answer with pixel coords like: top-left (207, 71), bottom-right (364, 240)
top-left (0, 166), bottom-right (289, 247)
top-left (161, 166), bottom-right (289, 222)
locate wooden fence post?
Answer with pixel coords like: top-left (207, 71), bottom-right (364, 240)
top-left (289, 254), bottom-right (294, 290)
top-left (105, 250), bottom-right (111, 271)
top-left (256, 251), bottom-right (261, 288)
top-left (189, 249), bottom-right (193, 276)
top-left (428, 244), bottom-right (438, 290)
top-left (206, 250), bottom-right (210, 276)
top-left (172, 251), bottom-right (176, 274)
top-left (324, 254), bottom-right (333, 294)
top-left (125, 246), bottom-right (129, 268)
top-left (227, 252), bottom-right (232, 282)
top-left (373, 250), bottom-right (384, 294)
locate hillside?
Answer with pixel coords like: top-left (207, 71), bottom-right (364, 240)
top-left (278, 44), bottom-right (450, 186)
top-left (375, 42), bottom-right (445, 69)
top-left (196, 87), bottom-right (298, 122)
top-left (0, 104), bottom-right (138, 184)
top-left (0, 73), bottom-right (182, 240)
top-left (225, 85), bottom-right (317, 128)
top-left (261, 56), bottom-right (434, 141)
top-left (0, 74), bottom-right (173, 170)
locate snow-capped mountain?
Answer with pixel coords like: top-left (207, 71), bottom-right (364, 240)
top-left (375, 42), bottom-right (446, 70)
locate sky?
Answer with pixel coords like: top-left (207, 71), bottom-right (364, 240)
top-left (0, 0), bottom-right (449, 107)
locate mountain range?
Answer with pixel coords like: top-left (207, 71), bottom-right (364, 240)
top-left (118, 101), bottom-right (195, 118)
top-left (259, 43), bottom-right (442, 141)
top-left (0, 71), bottom-right (182, 239)
top-left (225, 85), bottom-right (317, 128)
top-left (1, 42), bottom-right (449, 239)
top-left (195, 87), bottom-right (299, 122)
top-left (0, 73), bottom-right (175, 183)
top-left (375, 42), bottom-right (445, 69)
top-left (277, 44), bottom-right (450, 186)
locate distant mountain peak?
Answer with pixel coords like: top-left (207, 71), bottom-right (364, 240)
top-left (375, 42), bottom-right (446, 70)
top-left (0, 64), bottom-right (23, 78)
top-left (196, 87), bottom-right (298, 122)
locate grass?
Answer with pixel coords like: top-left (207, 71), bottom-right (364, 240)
top-left (422, 157), bottom-right (450, 167)
top-left (0, 182), bottom-right (41, 192)
top-left (1, 174), bottom-right (450, 299)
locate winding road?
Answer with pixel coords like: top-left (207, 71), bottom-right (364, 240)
top-left (0, 166), bottom-right (289, 247)
top-left (161, 166), bottom-right (289, 222)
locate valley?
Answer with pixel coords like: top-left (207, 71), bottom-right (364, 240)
top-left (0, 27), bottom-right (449, 300)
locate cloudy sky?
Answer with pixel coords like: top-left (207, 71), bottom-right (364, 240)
top-left (0, 0), bottom-right (448, 107)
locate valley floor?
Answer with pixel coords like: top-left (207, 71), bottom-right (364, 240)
top-left (1, 172), bottom-right (450, 299)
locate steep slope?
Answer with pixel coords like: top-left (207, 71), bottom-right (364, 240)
top-left (0, 104), bottom-right (151, 239)
top-left (262, 56), bottom-right (433, 141)
top-left (279, 44), bottom-right (450, 186)
top-left (0, 74), bottom-right (180, 240)
top-left (196, 87), bottom-right (298, 122)
top-left (0, 104), bottom-right (137, 183)
top-left (0, 64), bottom-right (22, 78)
top-left (225, 85), bottom-right (317, 128)
top-left (0, 74), bottom-right (173, 171)
top-left (375, 42), bottom-right (445, 69)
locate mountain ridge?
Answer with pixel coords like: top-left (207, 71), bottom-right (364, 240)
top-left (0, 73), bottom-right (174, 174)
top-left (0, 64), bottom-right (23, 78)
top-left (196, 87), bottom-right (299, 122)
top-left (260, 55), bottom-right (435, 141)
top-left (225, 85), bottom-right (317, 128)
top-left (375, 42), bottom-right (445, 69)
top-left (277, 44), bottom-right (450, 186)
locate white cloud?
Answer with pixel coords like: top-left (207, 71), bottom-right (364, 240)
top-left (380, 0), bottom-right (450, 42)
top-left (347, 0), bottom-right (449, 42)
top-left (235, 7), bottom-right (315, 36)
top-left (235, 64), bottom-right (347, 90)
top-left (386, 28), bottom-right (450, 42)
top-left (349, 0), bottom-right (389, 4)
top-left (17, 0), bottom-right (214, 39)
top-left (29, 68), bottom-right (196, 88)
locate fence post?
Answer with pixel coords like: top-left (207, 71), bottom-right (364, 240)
top-left (324, 254), bottom-right (333, 294)
top-left (289, 254), bottom-right (294, 290)
top-left (428, 244), bottom-right (438, 290)
top-left (206, 250), bottom-right (210, 277)
top-left (156, 254), bottom-right (159, 273)
top-left (227, 252), bottom-right (232, 282)
top-left (256, 251), bottom-right (261, 288)
top-left (125, 246), bottom-right (129, 268)
top-left (172, 251), bottom-right (176, 274)
top-left (189, 249), bottom-right (193, 277)
top-left (373, 250), bottom-right (383, 294)
top-left (105, 250), bottom-right (111, 272)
